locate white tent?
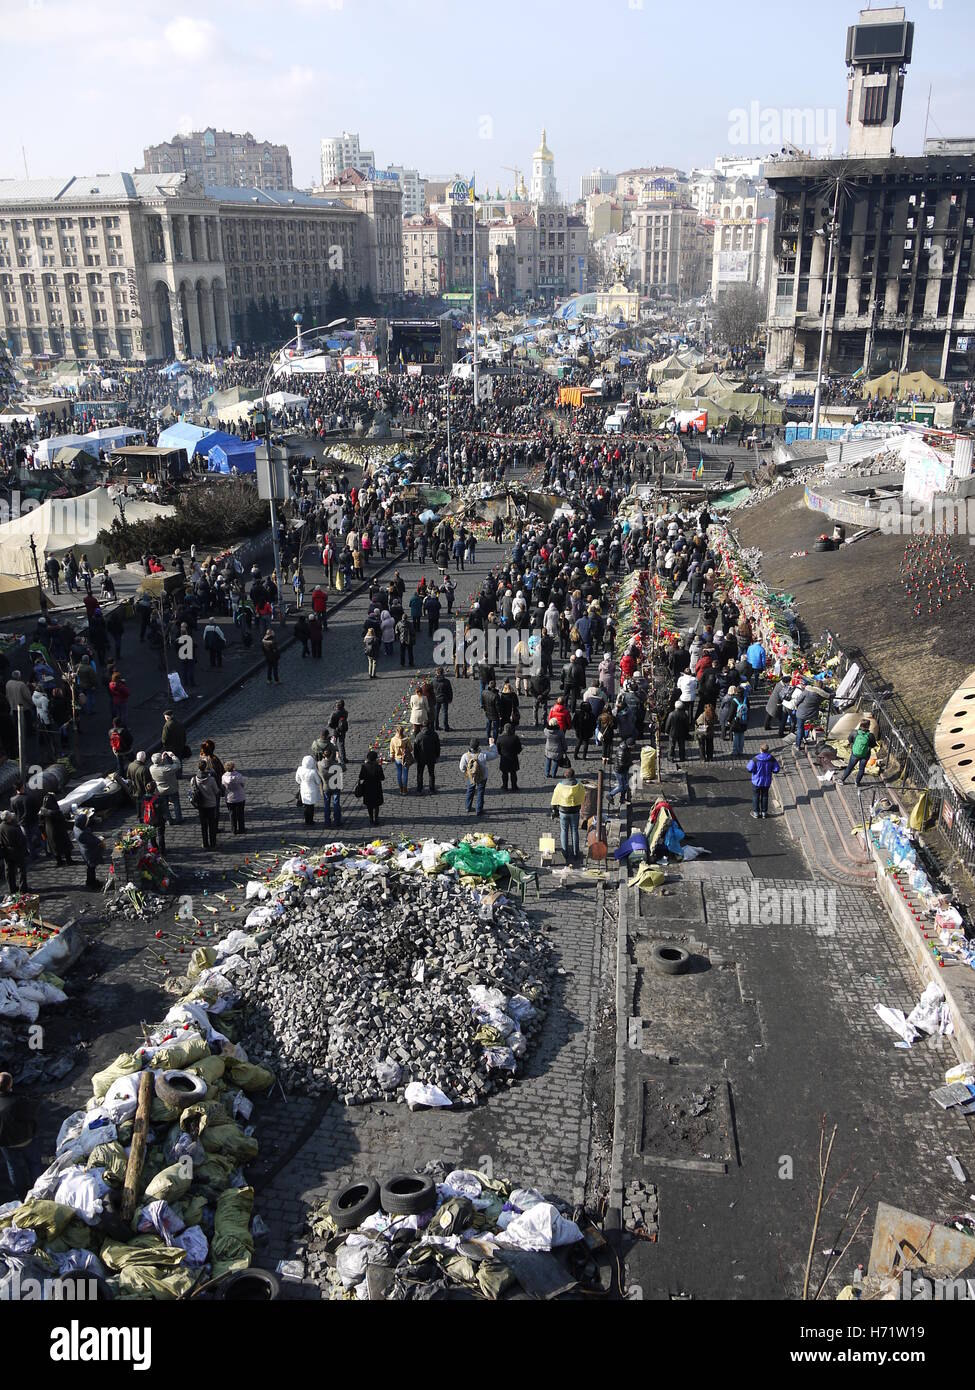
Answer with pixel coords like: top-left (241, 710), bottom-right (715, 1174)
top-left (265, 391), bottom-right (309, 412)
top-left (34, 434), bottom-right (88, 464)
top-left (0, 488), bottom-right (175, 579)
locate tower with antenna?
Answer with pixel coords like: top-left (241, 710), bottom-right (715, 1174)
top-left (845, 6), bottom-right (914, 158)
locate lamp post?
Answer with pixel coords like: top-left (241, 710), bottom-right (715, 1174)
top-left (261, 317), bottom-right (347, 621)
top-left (812, 176), bottom-right (843, 442)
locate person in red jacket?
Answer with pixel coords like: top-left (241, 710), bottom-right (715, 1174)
top-left (548, 697), bottom-right (572, 732)
top-left (108, 670), bottom-right (129, 723)
top-left (620, 648), bottom-right (637, 683)
top-left (311, 585), bottom-right (328, 629)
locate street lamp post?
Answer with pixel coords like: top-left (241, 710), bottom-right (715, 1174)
top-left (812, 177), bottom-right (842, 442)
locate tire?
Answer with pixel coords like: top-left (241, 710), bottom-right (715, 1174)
top-left (650, 943), bottom-right (691, 976)
top-left (219, 1268), bottom-right (280, 1301)
top-left (154, 1069), bottom-right (208, 1112)
top-left (329, 1178), bottom-right (381, 1231)
top-left (380, 1172), bottom-right (438, 1216)
top-left (813, 539), bottom-right (833, 553)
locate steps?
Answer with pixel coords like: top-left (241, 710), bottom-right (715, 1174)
top-left (774, 742), bottom-right (876, 887)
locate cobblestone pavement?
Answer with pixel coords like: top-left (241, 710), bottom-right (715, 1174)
top-left (15, 513), bottom-right (613, 1286)
top-left (622, 740), bottom-right (975, 1300)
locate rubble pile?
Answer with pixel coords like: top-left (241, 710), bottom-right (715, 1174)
top-left (294, 1160), bottom-right (612, 1301)
top-left (233, 859), bottom-right (549, 1106)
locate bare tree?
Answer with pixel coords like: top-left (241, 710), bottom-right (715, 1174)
top-left (713, 285), bottom-right (765, 349)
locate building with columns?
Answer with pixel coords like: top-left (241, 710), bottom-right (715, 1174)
top-left (0, 172), bottom-right (364, 361)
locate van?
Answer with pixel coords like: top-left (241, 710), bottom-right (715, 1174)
top-left (605, 407), bottom-right (631, 435)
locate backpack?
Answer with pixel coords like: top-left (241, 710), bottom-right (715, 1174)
top-left (465, 755), bottom-right (486, 786)
top-left (188, 778), bottom-right (201, 810)
top-left (851, 729), bottom-right (873, 759)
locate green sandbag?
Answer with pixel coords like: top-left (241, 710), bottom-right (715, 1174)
top-left (473, 1025), bottom-right (507, 1047)
top-left (151, 1033), bottom-right (208, 1071)
top-left (187, 946), bottom-right (217, 980)
top-left (86, 1141), bottom-right (128, 1184)
top-left (476, 1259), bottom-right (517, 1300)
top-left (172, 1194), bottom-right (207, 1229)
top-left (91, 1052), bottom-right (142, 1100)
top-left (188, 1055), bottom-right (226, 1085)
top-left (119, 1264), bottom-right (198, 1300)
top-left (150, 1096), bottom-right (180, 1125)
top-left (100, 1237), bottom-right (188, 1272)
top-left (195, 1152), bottom-right (236, 1197)
top-left (180, 1100), bottom-right (234, 1133)
top-left (0, 1199), bottom-right (75, 1239)
top-left (210, 1186), bottom-right (254, 1282)
top-left (223, 1058), bottom-right (274, 1092)
top-left (443, 844), bottom-right (511, 878)
top-left (48, 1219), bottom-right (93, 1253)
top-left (200, 1124), bottom-right (258, 1163)
top-left (143, 1163), bottom-right (192, 1203)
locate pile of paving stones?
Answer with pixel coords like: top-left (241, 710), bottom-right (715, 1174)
top-left (233, 865), bottom-right (549, 1106)
top-left (624, 1180), bottom-right (658, 1240)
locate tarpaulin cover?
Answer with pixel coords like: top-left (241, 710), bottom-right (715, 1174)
top-left (442, 844), bottom-right (512, 878)
top-left (207, 442), bottom-right (258, 475)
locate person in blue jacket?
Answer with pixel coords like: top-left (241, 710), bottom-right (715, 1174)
top-left (747, 744), bottom-right (780, 819)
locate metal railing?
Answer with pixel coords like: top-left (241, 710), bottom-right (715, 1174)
top-left (821, 629), bottom-right (975, 874)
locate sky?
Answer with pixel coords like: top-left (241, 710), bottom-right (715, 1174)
top-left (2, 0), bottom-right (974, 196)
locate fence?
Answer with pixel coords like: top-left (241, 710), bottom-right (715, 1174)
top-left (821, 630), bottom-right (975, 874)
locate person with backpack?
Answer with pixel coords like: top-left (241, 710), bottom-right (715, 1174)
top-left (839, 719), bottom-right (878, 787)
top-left (189, 761), bottom-right (220, 848)
top-left (109, 717), bottom-right (133, 775)
top-left (203, 620), bottom-right (227, 668)
top-left (460, 738), bottom-right (492, 817)
top-left (747, 744), bottom-right (781, 819)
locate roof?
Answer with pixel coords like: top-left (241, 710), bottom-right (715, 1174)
top-left (111, 445), bottom-right (184, 458)
top-left (765, 153), bottom-right (975, 187)
top-left (0, 172), bottom-right (186, 205)
top-left (204, 185), bottom-right (346, 209)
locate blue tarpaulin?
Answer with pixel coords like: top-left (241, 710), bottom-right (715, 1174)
top-left (207, 441), bottom-right (257, 474)
top-left (157, 423), bottom-right (248, 460)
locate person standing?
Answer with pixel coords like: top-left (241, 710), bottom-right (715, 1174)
top-left (0, 812), bottom-right (29, 893)
top-left (696, 703), bottom-right (717, 763)
top-left (460, 739), bottom-right (492, 817)
top-left (389, 725), bottom-right (414, 796)
top-left (432, 667), bottom-right (453, 732)
top-left (395, 613), bottom-right (415, 669)
top-left (0, 1071), bottom-right (36, 1201)
top-left (544, 718), bottom-right (567, 780)
top-left (665, 701), bottom-right (690, 764)
top-left (150, 751), bottom-right (183, 825)
top-left (551, 767), bottom-right (585, 864)
top-left (40, 792), bottom-right (73, 867)
top-left (496, 722), bottom-right (522, 792)
top-left (747, 744), bottom-right (781, 819)
top-left (222, 761), bottom-right (246, 833)
top-left (108, 670), bottom-right (130, 722)
top-left (308, 612), bottom-right (324, 659)
top-left (74, 811), bottom-right (105, 891)
top-left (414, 723), bottom-right (441, 794)
top-left (363, 627), bottom-right (380, 680)
top-left (189, 761), bottom-right (221, 848)
top-left (295, 754), bottom-right (325, 824)
top-left (261, 629), bottom-right (281, 685)
top-left (319, 746), bottom-right (343, 828)
top-left (355, 750), bottom-right (385, 826)
top-left (329, 700), bottom-right (349, 767)
top-left (203, 620), bottom-right (227, 668)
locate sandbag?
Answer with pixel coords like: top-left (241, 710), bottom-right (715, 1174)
top-left (210, 1186), bottom-right (254, 1282)
top-left (91, 1052), bottom-right (142, 1100)
top-left (148, 1033), bottom-right (209, 1071)
top-left (223, 1059), bottom-right (274, 1092)
top-left (143, 1164), bottom-right (192, 1204)
top-left (0, 1199), bottom-right (76, 1239)
top-left (188, 1055), bottom-right (226, 1086)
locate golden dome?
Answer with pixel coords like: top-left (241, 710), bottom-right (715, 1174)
top-left (534, 128), bottom-right (554, 163)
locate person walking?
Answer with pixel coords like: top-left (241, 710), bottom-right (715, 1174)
top-left (389, 725), bottom-right (414, 796)
top-left (189, 761), bottom-right (221, 848)
top-left (409, 686), bottom-right (430, 742)
top-left (203, 620), bottom-right (227, 668)
top-left (222, 762), bottom-right (246, 833)
top-left (747, 744), bottom-right (781, 819)
top-left (551, 767), bottom-right (585, 864)
top-left (696, 703), bottom-right (717, 763)
top-left (355, 750), bottom-right (385, 826)
top-left (295, 754), bottom-right (325, 825)
top-left (108, 670), bottom-right (130, 722)
top-left (497, 722), bottom-right (522, 791)
top-left (414, 723), bottom-right (441, 794)
top-left (665, 701), bottom-right (690, 764)
top-left (395, 613), bottom-right (415, 669)
top-left (261, 629), bottom-right (282, 685)
top-left (329, 700), bottom-right (349, 767)
top-left (730, 688), bottom-right (749, 757)
top-left (544, 718), bottom-right (567, 779)
top-left (308, 613), bottom-right (324, 659)
top-left (839, 719), bottom-right (878, 787)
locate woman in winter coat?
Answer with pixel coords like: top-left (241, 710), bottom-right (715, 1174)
top-left (41, 792), bottom-right (73, 866)
top-left (389, 726), bottom-right (414, 795)
top-left (380, 610), bottom-right (396, 655)
top-left (356, 750), bottom-right (385, 826)
top-left (408, 689), bottom-right (430, 738)
top-left (598, 654), bottom-right (616, 703)
top-left (222, 762), bottom-right (246, 834)
top-left (295, 754), bottom-right (325, 825)
top-left (572, 700), bottom-right (597, 760)
top-left (544, 721), bottom-right (567, 779)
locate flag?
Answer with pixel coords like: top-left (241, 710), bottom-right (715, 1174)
top-left (696, 457), bottom-right (705, 479)
top-left (469, 175), bottom-right (476, 204)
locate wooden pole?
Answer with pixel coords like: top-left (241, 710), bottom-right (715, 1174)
top-left (121, 1070), bottom-right (153, 1223)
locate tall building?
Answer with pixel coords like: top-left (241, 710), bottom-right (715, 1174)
top-left (530, 130), bottom-right (558, 206)
top-left (0, 172), bottom-right (365, 361)
top-left (321, 169), bottom-right (403, 297)
top-left (710, 182), bottom-right (774, 301)
top-left (631, 204), bottom-right (707, 297)
top-left (387, 167), bottom-right (426, 218)
top-left (580, 168), bottom-right (616, 200)
top-left (765, 6), bottom-right (975, 380)
top-left (320, 132), bottom-right (375, 186)
top-left (140, 129), bottom-right (293, 191)
top-left (402, 214), bottom-right (449, 297)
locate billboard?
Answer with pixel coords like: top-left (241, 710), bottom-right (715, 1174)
top-left (342, 354), bottom-right (379, 376)
top-left (717, 250), bottom-right (751, 284)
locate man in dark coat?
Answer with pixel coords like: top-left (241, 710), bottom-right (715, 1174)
top-left (496, 723), bottom-right (523, 791)
top-left (0, 811), bottom-right (29, 892)
top-left (414, 724), bottom-right (441, 794)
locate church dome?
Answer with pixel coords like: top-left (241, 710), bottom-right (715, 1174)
top-left (533, 128), bottom-right (554, 163)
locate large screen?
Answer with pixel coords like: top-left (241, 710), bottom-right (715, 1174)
top-left (848, 21), bottom-right (912, 64)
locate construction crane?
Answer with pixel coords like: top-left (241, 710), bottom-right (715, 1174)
top-left (501, 165), bottom-right (522, 197)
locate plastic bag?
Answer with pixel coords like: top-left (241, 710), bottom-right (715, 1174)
top-left (375, 1060), bottom-right (402, 1090)
top-left (175, 1225), bottom-right (209, 1265)
top-left (102, 1073), bottom-right (142, 1123)
top-left (496, 1202), bottom-right (583, 1251)
top-left (443, 844), bottom-right (511, 879)
top-left (54, 1167), bottom-right (108, 1226)
top-left (404, 1081), bottom-right (452, 1110)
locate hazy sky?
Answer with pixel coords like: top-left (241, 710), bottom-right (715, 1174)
top-left (2, 0), bottom-right (973, 196)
